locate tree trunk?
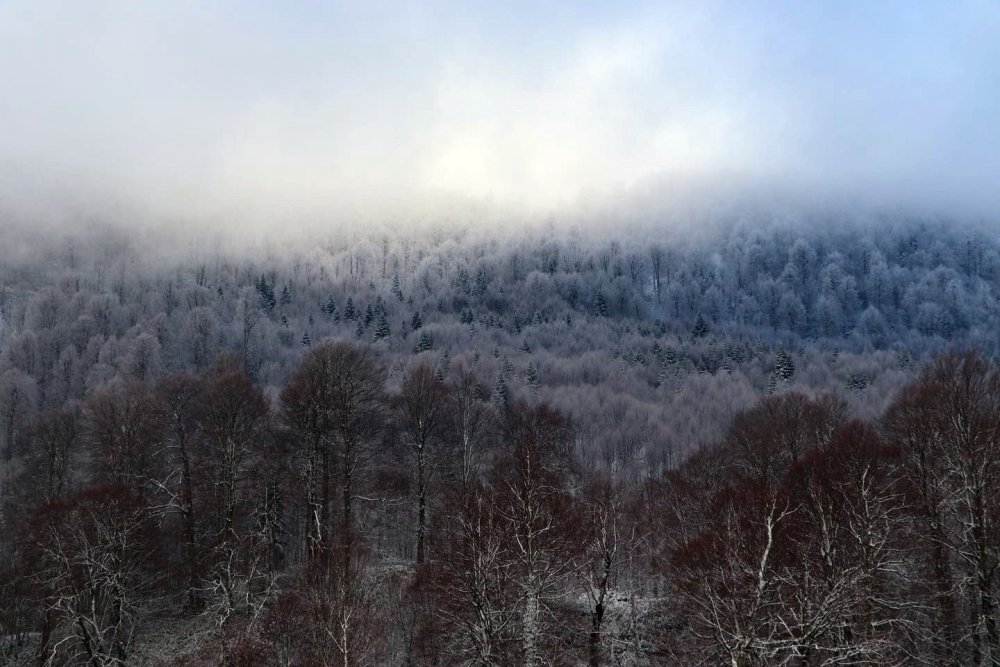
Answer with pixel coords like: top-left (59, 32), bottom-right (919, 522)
top-left (179, 434), bottom-right (200, 611)
top-left (588, 600), bottom-right (605, 667)
top-left (523, 584), bottom-right (540, 667)
top-left (979, 577), bottom-right (999, 666)
top-left (930, 521), bottom-right (959, 664)
top-left (343, 437), bottom-right (354, 575)
top-left (416, 443), bottom-right (427, 563)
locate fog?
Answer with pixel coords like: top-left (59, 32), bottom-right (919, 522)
top-left (1, 1), bottom-right (998, 233)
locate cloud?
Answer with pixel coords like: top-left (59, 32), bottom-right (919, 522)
top-left (0, 1), bottom-right (998, 228)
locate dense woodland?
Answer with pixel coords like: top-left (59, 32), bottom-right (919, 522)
top-left (2, 216), bottom-right (1000, 665)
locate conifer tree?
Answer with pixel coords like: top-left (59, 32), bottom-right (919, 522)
top-left (692, 315), bottom-right (709, 339)
top-left (491, 375), bottom-right (508, 411)
top-left (415, 331), bottom-right (432, 353)
top-left (656, 360), bottom-right (669, 387)
top-left (373, 313), bottom-right (391, 342)
top-left (526, 362), bottom-right (540, 390)
top-left (593, 291), bottom-right (608, 317)
top-left (775, 346), bottom-right (795, 382)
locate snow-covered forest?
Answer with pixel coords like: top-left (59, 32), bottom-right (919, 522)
top-left (2, 215), bottom-right (1000, 664)
top-left (3, 215), bottom-right (997, 466)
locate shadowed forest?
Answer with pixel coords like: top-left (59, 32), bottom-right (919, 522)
top-left (2, 217), bottom-right (1000, 665)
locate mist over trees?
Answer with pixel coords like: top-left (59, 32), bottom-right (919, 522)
top-left (2, 215), bottom-right (1000, 664)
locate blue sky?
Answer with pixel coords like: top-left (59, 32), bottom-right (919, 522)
top-left (1, 1), bottom-right (997, 222)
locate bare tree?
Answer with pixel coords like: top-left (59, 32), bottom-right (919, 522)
top-left (154, 372), bottom-right (205, 611)
top-left (322, 342), bottom-right (386, 572)
top-left (498, 403), bottom-right (574, 666)
top-left (447, 366), bottom-right (496, 488)
top-left (784, 421), bottom-right (909, 665)
top-left (24, 406), bottom-right (81, 503)
top-left (578, 478), bottom-right (632, 667)
top-left (26, 486), bottom-right (152, 666)
top-left (923, 352), bottom-right (1000, 664)
top-left (673, 479), bottom-right (800, 666)
top-left (197, 360), bottom-right (270, 620)
top-left (395, 361), bottom-right (448, 563)
top-left (281, 345), bottom-right (338, 562)
top-left (649, 244), bottom-right (663, 304)
top-left (84, 381), bottom-right (161, 500)
top-left (0, 368), bottom-right (37, 461)
top-left (883, 376), bottom-right (962, 663)
top-left (425, 483), bottom-right (518, 666)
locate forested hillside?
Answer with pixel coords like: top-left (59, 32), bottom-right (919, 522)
top-left (2, 217), bottom-right (996, 468)
top-left (2, 216), bottom-right (1000, 664)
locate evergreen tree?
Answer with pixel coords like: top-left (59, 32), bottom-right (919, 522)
top-left (774, 347), bottom-right (795, 382)
top-left (255, 274), bottom-right (276, 310)
top-left (526, 362), bottom-right (540, 390)
top-left (455, 267), bottom-right (471, 294)
top-left (439, 350), bottom-right (450, 377)
top-left (364, 304), bottom-right (375, 327)
top-left (323, 296), bottom-right (337, 318)
top-left (344, 298), bottom-right (356, 320)
top-left (692, 315), bottom-right (709, 339)
top-left (373, 313), bottom-right (391, 342)
top-left (415, 331), bottom-right (432, 353)
top-left (520, 340), bottom-right (532, 353)
top-left (279, 285), bottom-right (292, 306)
top-left (392, 274), bottom-right (404, 300)
top-left (474, 267), bottom-right (488, 295)
top-left (411, 311), bottom-right (423, 331)
top-left (656, 360), bottom-right (669, 387)
top-left (846, 372), bottom-right (868, 392)
top-left (593, 291), bottom-right (608, 317)
top-left (491, 375), bottom-right (508, 411)
top-left (301, 331), bottom-right (311, 346)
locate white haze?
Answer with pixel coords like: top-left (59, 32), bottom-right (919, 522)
top-left (0, 1), bottom-right (998, 234)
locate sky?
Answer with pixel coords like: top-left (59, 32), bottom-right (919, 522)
top-left (0, 1), bottom-right (998, 228)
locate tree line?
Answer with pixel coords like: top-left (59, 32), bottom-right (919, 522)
top-left (2, 342), bottom-right (1000, 665)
